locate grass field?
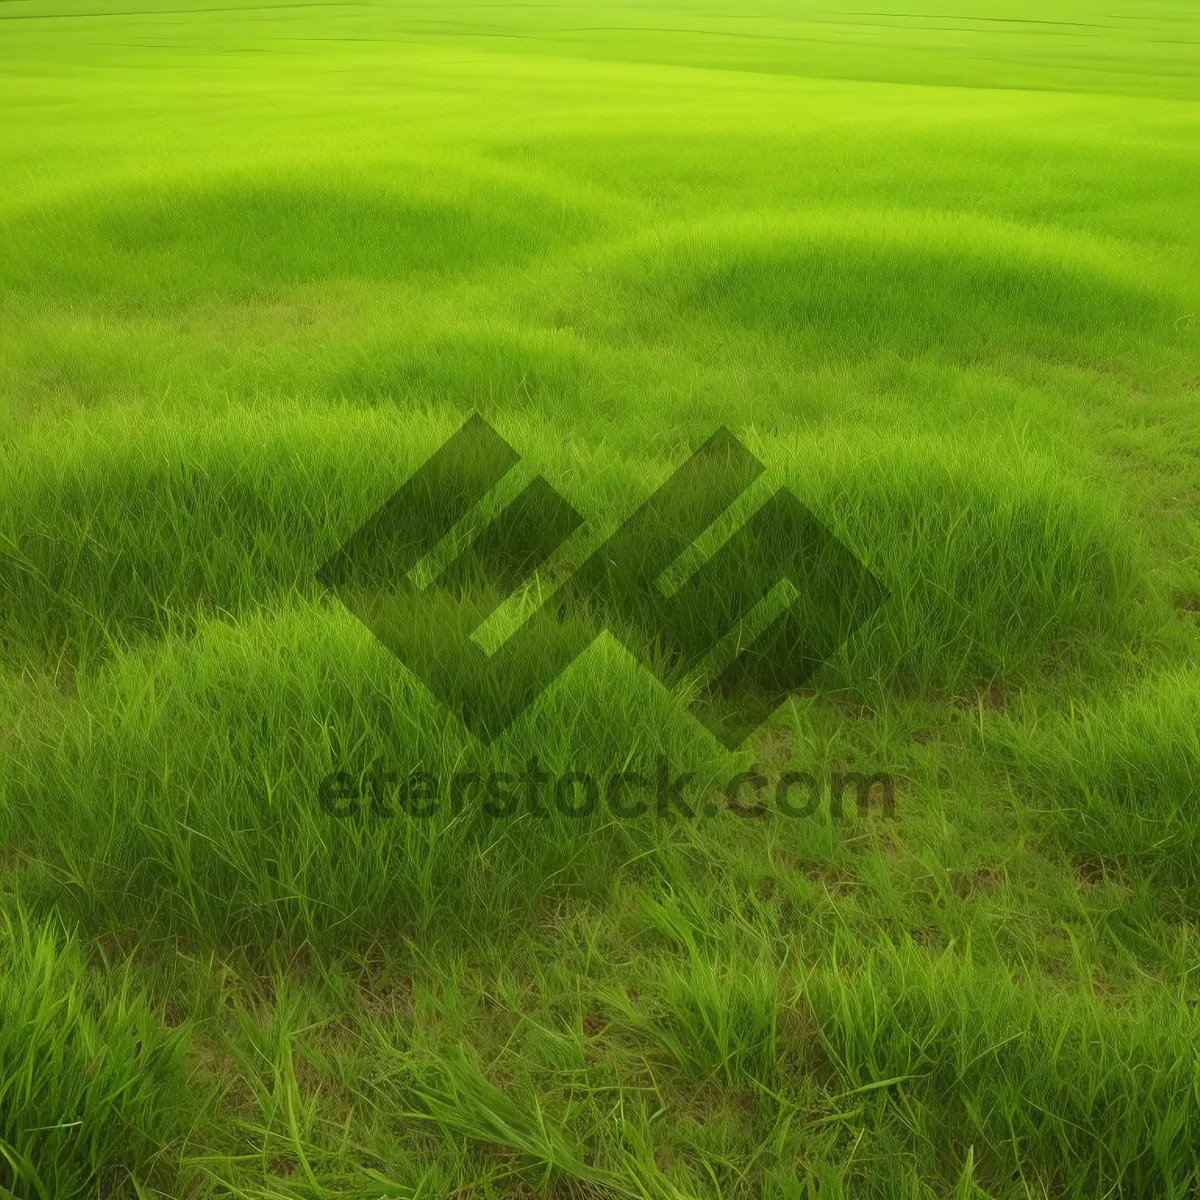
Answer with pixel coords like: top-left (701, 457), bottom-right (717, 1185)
top-left (2, 1), bottom-right (1199, 1195)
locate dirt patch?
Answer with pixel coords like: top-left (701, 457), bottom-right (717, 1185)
top-left (951, 867), bottom-right (1003, 897)
top-left (1077, 852), bottom-right (1129, 890)
top-left (953, 681), bottom-right (1005, 713)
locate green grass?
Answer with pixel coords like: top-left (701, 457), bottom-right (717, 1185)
top-left (1, 1), bottom-right (1198, 1195)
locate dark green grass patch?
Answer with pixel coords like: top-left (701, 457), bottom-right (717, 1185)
top-left (567, 213), bottom-right (1191, 377)
top-left (2, 174), bottom-right (600, 311)
top-left (0, 405), bottom-right (1150, 694)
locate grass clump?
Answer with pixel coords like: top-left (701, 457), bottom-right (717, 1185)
top-left (800, 943), bottom-right (1200, 1197)
top-left (0, 406), bottom-right (1149, 699)
top-left (992, 667), bottom-right (1200, 900)
top-left (0, 915), bottom-right (195, 1199)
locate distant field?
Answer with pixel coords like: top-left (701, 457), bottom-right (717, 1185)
top-left (1, 2), bottom-right (1198, 1196)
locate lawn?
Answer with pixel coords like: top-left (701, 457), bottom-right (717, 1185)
top-left (1, 1), bottom-right (1198, 1196)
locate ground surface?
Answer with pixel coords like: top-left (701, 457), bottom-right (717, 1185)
top-left (1, 2), bottom-right (1198, 1196)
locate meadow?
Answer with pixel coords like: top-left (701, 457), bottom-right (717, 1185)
top-left (1, 1), bottom-right (1198, 1195)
